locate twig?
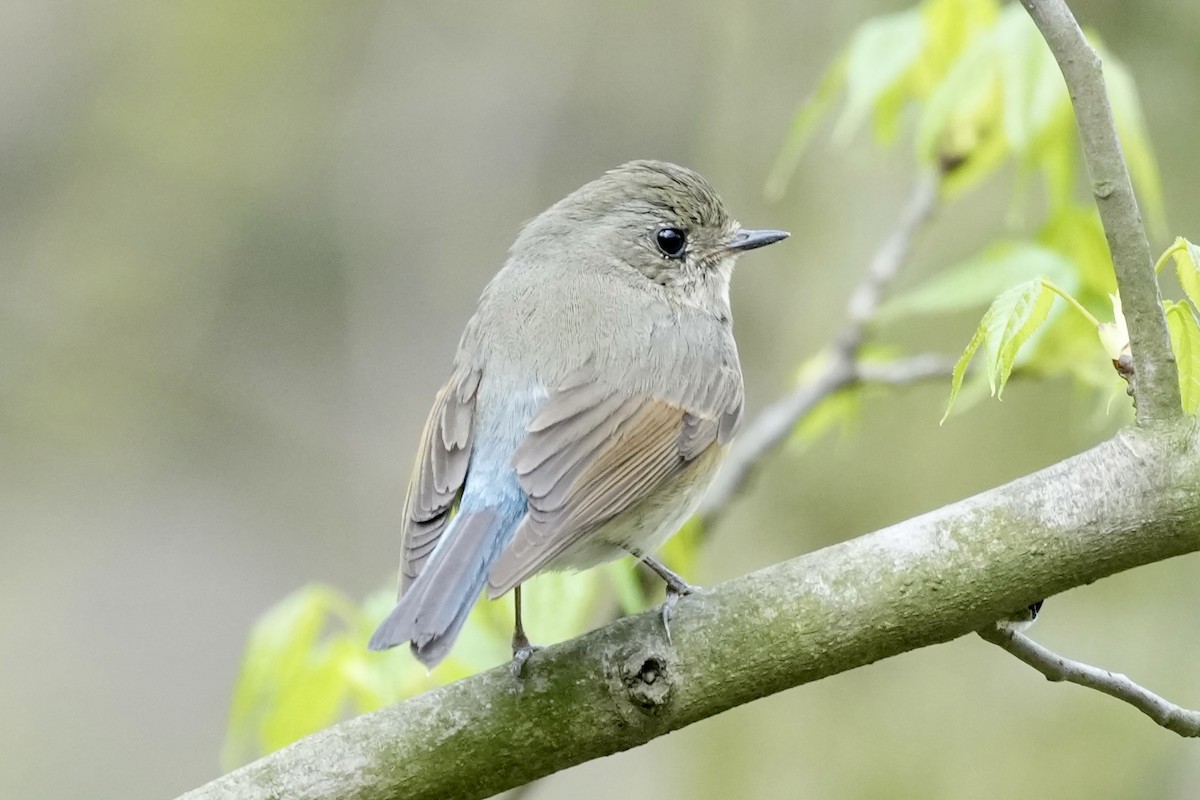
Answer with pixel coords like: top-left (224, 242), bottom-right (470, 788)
top-left (856, 354), bottom-right (957, 385)
top-left (1019, 0), bottom-right (1180, 424)
top-left (978, 623), bottom-right (1200, 737)
top-left (699, 174), bottom-right (939, 525)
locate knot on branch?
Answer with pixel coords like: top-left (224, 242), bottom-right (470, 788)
top-left (614, 648), bottom-right (675, 715)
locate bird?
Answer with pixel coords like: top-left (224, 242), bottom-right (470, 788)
top-left (368, 160), bottom-right (788, 673)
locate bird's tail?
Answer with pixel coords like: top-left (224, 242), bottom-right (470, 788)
top-left (368, 506), bottom-right (518, 668)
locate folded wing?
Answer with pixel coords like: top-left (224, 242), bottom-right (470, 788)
top-left (486, 366), bottom-right (741, 597)
top-left (398, 366), bottom-right (481, 594)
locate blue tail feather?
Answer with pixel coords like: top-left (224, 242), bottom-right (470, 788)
top-left (369, 499), bottom-right (524, 669)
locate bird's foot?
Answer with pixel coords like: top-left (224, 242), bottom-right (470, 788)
top-left (510, 631), bottom-right (542, 678)
top-left (659, 576), bottom-right (695, 644)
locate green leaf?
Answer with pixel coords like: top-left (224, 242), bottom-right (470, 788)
top-left (833, 9), bottom-right (926, 143)
top-left (993, 5), bottom-right (1065, 155)
top-left (1165, 301), bottom-right (1200, 414)
top-left (1170, 237), bottom-right (1200, 313)
top-left (942, 277), bottom-right (1056, 420)
top-left (915, 20), bottom-right (998, 166)
top-left (260, 638), bottom-right (350, 753)
top-left (879, 241), bottom-right (1075, 321)
top-left (988, 279), bottom-right (1057, 397)
top-left (222, 585), bottom-right (359, 768)
top-left (943, 323), bottom-right (987, 422)
top-left (1036, 204), bottom-right (1116, 296)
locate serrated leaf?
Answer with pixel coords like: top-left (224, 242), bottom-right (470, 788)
top-left (879, 241), bottom-right (1075, 321)
top-left (942, 277), bottom-right (1056, 420)
top-left (943, 323), bottom-right (987, 422)
top-left (987, 278), bottom-right (1056, 397)
top-left (1170, 237), bottom-right (1200, 313)
top-left (833, 9), bottom-right (926, 143)
top-left (1165, 301), bottom-right (1200, 414)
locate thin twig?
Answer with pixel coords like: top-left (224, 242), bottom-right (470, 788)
top-left (855, 354), bottom-right (957, 385)
top-left (978, 623), bottom-right (1200, 737)
top-left (1019, 0), bottom-right (1180, 424)
top-left (699, 174), bottom-right (939, 525)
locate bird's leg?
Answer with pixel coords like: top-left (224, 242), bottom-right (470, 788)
top-left (633, 551), bottom-right (695, 643)
top-left (510, 585), bottom-right (541, 677)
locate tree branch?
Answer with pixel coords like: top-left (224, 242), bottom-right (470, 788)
top-left (978, 623), bottom-right (1200, 737)
top-left (1019, 0), bottom-right (1180, 424)
top-left (178, 424), bottom-right (1200, 800)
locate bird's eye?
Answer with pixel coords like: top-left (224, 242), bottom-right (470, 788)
top-left (655, 227), bottom-right (687, 258)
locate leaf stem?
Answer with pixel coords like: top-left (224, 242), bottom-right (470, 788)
top-left (1041, 278), bottom-right (1100, 328)
top-left (1152, 238), bottom-right (1187, 275)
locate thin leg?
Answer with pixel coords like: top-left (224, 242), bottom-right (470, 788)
top-left (633, 551), bottom-right (695, 643)
top-left (510, 585), bottom-right (540, 677)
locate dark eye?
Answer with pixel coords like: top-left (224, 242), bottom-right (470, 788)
top-left (655, 227), bottom-right (687, 258)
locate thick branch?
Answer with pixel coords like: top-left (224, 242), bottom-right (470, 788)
top-left (978, 624), bottom-right (1200, 736)
top-left (1020, 0), bottom-right (1180, 424)
top-left (179, 423), bottom-right (1200, 800)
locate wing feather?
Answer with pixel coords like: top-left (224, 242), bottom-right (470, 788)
top-left (399, 366), bottom-right (481, 592)
top-left (487, 366), bottom-right (742, 596)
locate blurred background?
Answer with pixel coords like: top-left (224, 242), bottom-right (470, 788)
top-left (3, 1), bottom-right (1199, 798)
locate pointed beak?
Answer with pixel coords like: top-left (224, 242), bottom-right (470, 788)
top-left (725, 228), bottom-right (790, 253)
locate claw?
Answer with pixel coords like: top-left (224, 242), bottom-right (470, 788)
top-left (509, 584), bottom-right (541, 678)
top-left (640, 554), bottom-right (694, 644)
top-left (510, 634), bottom-right (542, 678)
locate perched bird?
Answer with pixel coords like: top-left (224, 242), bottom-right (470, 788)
top-left (369, 160), bottom-right (788, 672)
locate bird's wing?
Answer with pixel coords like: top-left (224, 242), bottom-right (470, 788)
top-left (486, 365), bottom-right (742, 597)
top-left (398, 365), bottom-right (482, 595)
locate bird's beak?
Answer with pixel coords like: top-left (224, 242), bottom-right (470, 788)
top-left (725, 228), bottom-right (790, 253)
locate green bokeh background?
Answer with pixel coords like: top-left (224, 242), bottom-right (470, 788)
top-left (2, 2), bottom-right (1198, 798)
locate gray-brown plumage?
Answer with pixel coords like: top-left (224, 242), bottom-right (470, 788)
top-left (370, 160), bottom-right (788, 670)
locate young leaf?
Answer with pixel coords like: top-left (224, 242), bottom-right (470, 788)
top-left (994, 5), bottom-right (1065, 155)
top-left (1097, 293), bottom-right (1130, 362)
top-left (222, 585), bottom-right (358, 768)
top-left (1170, 237), bottom-right (1200, 313)
top-left (878, 241), bottom-right (1074, 321)
top-left (914, 20), bottom-right (998, 167)
top-left (942, 278), bottom-right (1055, 420)
top-left (944, 324), bottom-right (987, 422)
top-left (1036, 204), bottom-right (1116, 296)
top-left (988, 278), bottom-right (1056, 397)
top-left (834, 9), bottom-right (926, 143)
top-left (1165, 301), bottom-right (1200, 414)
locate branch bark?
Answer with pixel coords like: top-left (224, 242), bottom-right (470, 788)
top-left (1019, 0), bottom-right (1181, 424)
top-left (179, 424), bottom-right (1200, 800)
